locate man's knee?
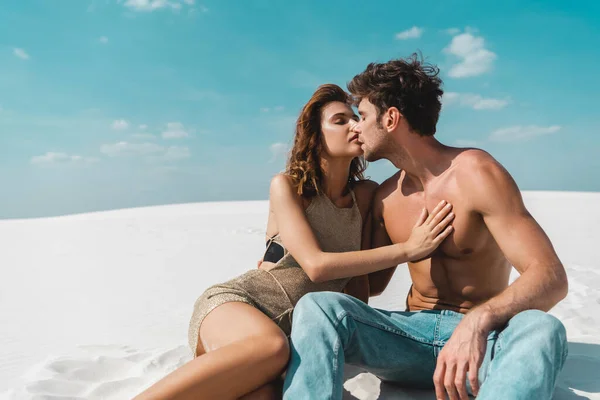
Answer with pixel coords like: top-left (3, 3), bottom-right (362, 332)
top-left (511, 310), bottom-right (566, 338)
top-left (509, 310), bottom-right (567, 358)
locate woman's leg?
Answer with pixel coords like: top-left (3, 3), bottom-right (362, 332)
top-left (238, 380), bottom-right (282, 400)
top-left (134, 302), bottom-right (289, 400)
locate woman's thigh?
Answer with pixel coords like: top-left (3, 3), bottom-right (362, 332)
top-left (199, 301), bottom-right (290, 367)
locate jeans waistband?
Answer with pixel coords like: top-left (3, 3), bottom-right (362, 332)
top-left (412, 308), bottom-right (465, 318)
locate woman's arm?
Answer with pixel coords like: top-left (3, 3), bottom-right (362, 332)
top-left (270, 174), bottom-right (454, 283)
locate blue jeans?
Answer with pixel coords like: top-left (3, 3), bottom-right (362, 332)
top-left (283, 292), bottom-right (568, 399)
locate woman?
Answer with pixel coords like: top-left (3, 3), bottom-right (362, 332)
top-left (135, 84), bottom-right (453, 400)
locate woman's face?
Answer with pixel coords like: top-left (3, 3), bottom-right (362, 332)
top-left (320, 101), bottom-right (362, 159)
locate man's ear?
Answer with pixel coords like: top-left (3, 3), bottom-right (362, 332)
top-left (385, 107), bottom-right (402, 132)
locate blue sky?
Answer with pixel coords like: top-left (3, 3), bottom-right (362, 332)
top-left (1, 0), bottom-right (599, 218)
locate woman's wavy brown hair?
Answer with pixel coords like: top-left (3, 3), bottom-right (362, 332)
top-left (285, 84), bottom-right (366, 197)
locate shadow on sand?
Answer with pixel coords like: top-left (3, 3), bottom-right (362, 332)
top-left (342, 342), bottom-right (600, 400)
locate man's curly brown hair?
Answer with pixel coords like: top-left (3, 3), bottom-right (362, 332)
top-left (348, 53), bottom-right (444, 136)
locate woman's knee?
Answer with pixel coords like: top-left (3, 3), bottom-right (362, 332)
top-left (263, 330), bottom-right (290, 368)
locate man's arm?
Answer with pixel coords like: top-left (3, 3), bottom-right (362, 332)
top-left (342, 181), bottom-right (379, 303)
top-left (367, 186), bottom-right (396, 296)
top-left (469, 158), bottom-right (568, 328)
top-left (433, 153), bottom-right (568, 399)
top-left (342, 275), bottom-right (370, 303)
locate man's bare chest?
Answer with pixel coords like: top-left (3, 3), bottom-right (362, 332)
top-left (381, 189), bottom-right (490, 258)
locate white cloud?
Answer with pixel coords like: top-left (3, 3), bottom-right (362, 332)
top-left (31, 152), bottom-right (98, 165)
top-left (274, 106), bottom-right (285, 111)
top-left (489, 125), bottom-right (561, 142)
top-left (472, 98), bottom-right (508, 110)
top-left (443, 92), bottom-right (509, 110)
top-left (111, 119), bottom-right (130, 130)
top-left (99, 36), bottom-right (109, 44)
top-left (260, 107), bottom-right (271, 113)
top-left (146, 146), bottom-right (190, 162)
top-left (31, 152), bottom-right (69, 164)
top-left (443, 92), bottom-right (460, 102)
top-left (444, 33), bottom-right (496, 78)
top-left (270, 142), bottom-right (290, 163)
top-left (444, 28), bottom-right (461, 35)
top-left (395, 26), bottom-right (423, 40)
top-left (100, 141), bottom-right (164, 157)
top-left (13, 48), bottom-right (30, 60)
top-left (131, 133), bottom-right (157, 139)
top-left (162, 122), bottom-right (190, 139)
top-left (162, 146), bottom-right (190, 161)
top-left (139, 124), bottom-right (148, 130)
top-left (122, 0), bottom-right (192, 11)
top-left (100, 141), bottom-right (191, 161)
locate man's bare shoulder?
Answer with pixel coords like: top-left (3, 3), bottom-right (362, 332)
top-left (353, 179), bottom-right (379, 197)
top-left (374, 171), bottom-right (402, 201)
top-left (454, 149), bottom-right (511, 183)
top-left (353, 179), bottom-right (379, 215)
top-left (454, 148), bottom-right (496, 167)
top-left (369, 171), bottom-right (402, 218)
top-left (453, 149), bottom-right (522, 213)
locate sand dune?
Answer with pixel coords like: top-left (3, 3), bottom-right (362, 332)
top-left (1, 192), bottom-right (599, 399)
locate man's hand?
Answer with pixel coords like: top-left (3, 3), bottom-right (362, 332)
top-left (433, 307), bottom-right (494, 400)
top-left (405, 201), bottom-right (454, 261)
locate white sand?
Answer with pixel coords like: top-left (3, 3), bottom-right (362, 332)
top-left (0, 192), bottom-right (598, 399)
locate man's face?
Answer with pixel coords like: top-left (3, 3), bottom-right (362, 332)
top-left (355, 98), bottom-right (388, 162)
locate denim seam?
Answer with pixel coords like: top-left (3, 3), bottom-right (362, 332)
top-left (494, 330), bottom-right (504, 357)
top-left (434, 313), bottom-right (442, 344)
top-left (432, 313), bottom-right (443, 357)
top-left (561, 339), bottom-right (568, 366)
top-left (331, 335), bottom-right (341, 400)
top-left (334, 310), bottom-right (433, 346)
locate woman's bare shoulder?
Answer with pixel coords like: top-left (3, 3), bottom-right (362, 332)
top-left (269, 173), bottom-right (305, 208)
top-left (270, 173), bottom-right (294, 190)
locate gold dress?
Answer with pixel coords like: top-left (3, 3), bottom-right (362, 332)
top-left (188, 190), bottom-right (362, 356)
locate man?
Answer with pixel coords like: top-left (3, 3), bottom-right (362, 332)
top-left (282, 55), bottom-right (569, 400)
